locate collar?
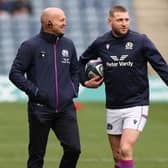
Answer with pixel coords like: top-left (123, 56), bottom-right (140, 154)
top-left (40, 30), bottom-right (63, 43)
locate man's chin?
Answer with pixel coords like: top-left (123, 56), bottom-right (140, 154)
top-left (59, 32), bottom-right (64, 35)
top-left (117, 30), bottom-right (128, 37)
top-left (57, 32), bottom-right (64, 36)
top-left (113, 29), bottom-right (129, 37)
top-left (121, 30), bottom-right (128, 35)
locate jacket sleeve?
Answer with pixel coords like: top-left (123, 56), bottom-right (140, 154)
top-left (79, 40), bottom-right (99, 86)
top-left (143, 35), bottom-right (168, 86)
top-left (9, 41), bottom-right (38, 98)
top-left (70, 43), bottom-right (80, 97)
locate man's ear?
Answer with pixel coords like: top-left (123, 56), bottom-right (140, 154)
top-left (107, 17), bottom-right (112, 26)
top-left (48, 20), bottom-right (53, 27)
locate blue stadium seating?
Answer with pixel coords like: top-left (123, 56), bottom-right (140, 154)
top-left (0, 0), bottom-right (135, 75)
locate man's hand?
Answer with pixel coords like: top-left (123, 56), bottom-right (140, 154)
top-left (29, 89), bottom-right (49, 105)
top-left (84, 76), bottom-right (104, 88)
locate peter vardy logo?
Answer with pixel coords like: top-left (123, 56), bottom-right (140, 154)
top-left (106, 55), bottom-right (133, 67)
top-left (111, 55), bottom-right (128, 61)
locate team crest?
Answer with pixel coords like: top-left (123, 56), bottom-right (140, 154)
top-left (125, 42), bottom-right (133, 50)
top-left (62, 49), bottom-right (69, 57)
top-left (61, 49), bottom-right (70, 64)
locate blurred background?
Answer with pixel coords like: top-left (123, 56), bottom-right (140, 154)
top-left (0, 0), bottom-right (168, 102)
top-left (0, 0), bottom-right (168, 168)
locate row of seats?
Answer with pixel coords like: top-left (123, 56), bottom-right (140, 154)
top-left (0, 0), bottom-right (135, 75)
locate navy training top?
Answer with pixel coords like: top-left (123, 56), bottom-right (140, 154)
top-left (79, 30), bottom-right (168, 109)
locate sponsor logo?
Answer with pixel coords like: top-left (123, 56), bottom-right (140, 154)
top-left (110, 55), bottom-right (128, 61)
top-left (107, 54), bottom-right (133, 67)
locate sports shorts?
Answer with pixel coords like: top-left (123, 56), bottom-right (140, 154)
top-left (106, 106), bottom-right (149, 135)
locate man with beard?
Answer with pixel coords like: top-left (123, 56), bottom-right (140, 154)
top-left (79, 5), bottom-right (168, 168)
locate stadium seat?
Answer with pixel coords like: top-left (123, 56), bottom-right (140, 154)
top-left (0, 0), bottom-right (135, 74)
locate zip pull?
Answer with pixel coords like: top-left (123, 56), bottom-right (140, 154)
top-left (56, 36), bottom-right (59, 43)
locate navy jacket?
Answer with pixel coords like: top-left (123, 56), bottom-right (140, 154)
top-left (9, 31), bottom-right (79, 113)
top-left (79, 30), bottom-right (168, 109)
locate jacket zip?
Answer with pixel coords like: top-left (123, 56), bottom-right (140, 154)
top-left (53, 38), bottom-right (59, 112)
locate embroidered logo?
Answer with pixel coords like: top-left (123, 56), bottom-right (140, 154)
top-left (61, 49), bottom-right (70, 64)
top-left (106, 44), bottom-right (110, 50)
top-left (62, 49), bottom-right (69, 57)
top-left (40, 51), bottom-right (46, 58)
top-left (125, 42), bottom-right (133, 50)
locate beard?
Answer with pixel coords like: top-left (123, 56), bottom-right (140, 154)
top-left (112, 27), bottom-right (129, 37)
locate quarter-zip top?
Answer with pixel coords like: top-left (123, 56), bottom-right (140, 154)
top-left (9, 31), bottom-right (79, 113)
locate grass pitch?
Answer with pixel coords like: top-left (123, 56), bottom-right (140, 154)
top-left (0, 102), bottom-right (168, 168)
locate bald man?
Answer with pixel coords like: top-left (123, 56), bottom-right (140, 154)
top-left (9, 8), bottom-right (81, 168)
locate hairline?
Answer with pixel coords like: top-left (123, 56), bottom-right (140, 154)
top-left (109, 5), bottom-right (128, 17)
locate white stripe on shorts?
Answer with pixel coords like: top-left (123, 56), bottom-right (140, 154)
top-left (106, 106), bottom-right (149, 135)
